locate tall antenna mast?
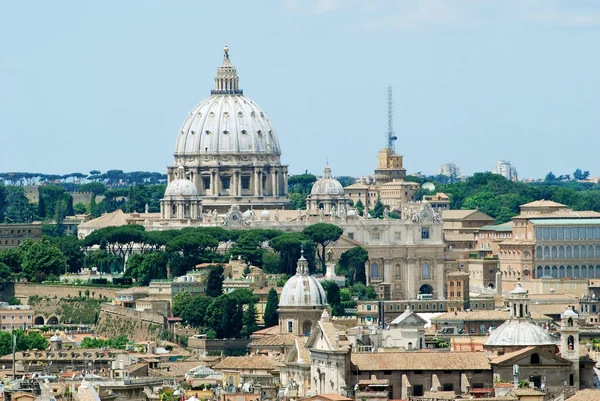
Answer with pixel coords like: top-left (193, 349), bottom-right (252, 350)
top-left (387, 86), bottom-right (397, 151)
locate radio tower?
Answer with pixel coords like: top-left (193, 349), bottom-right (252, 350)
top-left (387, 86), bottom-right (398, 152)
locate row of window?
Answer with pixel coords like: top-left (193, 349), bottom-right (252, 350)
top-left (1, 325), bottom-right (31, 330)
top-left (1, 229), bottom-right (33, 235)
top-left (536, 245), bottom-right (600, 259)
top-left (1, 315), bottom-right (31, 320)
top-left (363, 302), bottom-right (446, 312)
top-left (370, 263), bottom-right (431, 279)
top-left (534, 265), bottom-right (600, 279)
top-left (536, 226), bottom-right (600, 241)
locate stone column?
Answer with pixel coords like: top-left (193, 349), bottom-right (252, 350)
top-left (214, 172), bottom-right (221, 196)
top-left (271, 170), bottom-right (277, 196)
top-left (407, 257), bottom-right (416, 299)
top-left (231, 172), bottom-right (237, 197)
top-left (254, 169), bottom-right (260, 196)
top-left (283, 167), bottom-right (289, 195)
top-left (383, 259), bottom-right (391, 283)
top-left (436, 256), bottom-right (445, 300)
top-left (209, 171), bottom-right (215, 196)
top-left (237, 171), bottom-right (242, 195)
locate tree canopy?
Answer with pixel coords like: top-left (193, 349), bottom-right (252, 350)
top-left (302, 223), bottom-right (343, 272)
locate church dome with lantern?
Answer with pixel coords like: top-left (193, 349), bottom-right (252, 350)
top-left (278, 252), bottom-right (329, 336)
top-left (166, 46), bottom-right (289, 214)
top-left (306, 164), bottom-right (349, 216)
top-left (485, 283), bottom-right (556, 350)
top-left (280, 253), bottom-right (327, 307)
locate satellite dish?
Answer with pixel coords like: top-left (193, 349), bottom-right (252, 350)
top-left (422, 182), bottom-right (435, 191)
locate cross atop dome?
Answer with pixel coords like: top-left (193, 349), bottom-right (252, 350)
top-left (212, 45), bottom-right (242, 95)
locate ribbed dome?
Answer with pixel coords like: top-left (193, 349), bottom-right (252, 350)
top-left (165, 166), bottom-right (198, 197)
top-left (280, 254), bottom-right (327, 307)
top-left (174, 47), bottom-right (280, 156)
top-left (486, 320), bottom-right (555, 347)
top-left (311, 165), bottom-right (344, 196)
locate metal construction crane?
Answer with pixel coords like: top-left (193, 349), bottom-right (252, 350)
top-left (387, 86), bottom-right (398, 151)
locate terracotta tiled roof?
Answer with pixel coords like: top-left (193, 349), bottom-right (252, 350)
top-left (521, 200), bottom-right (567, 208)
top-left (149, 361), bottom-right (206, 378)
top-left (251, 325), bottom-right (280, 336)
top-left (422, 391), bottom-right (456, 400)
top-left (432, 310), bottom-right (549, 323)
top-left (351, 351), bottom-right (491, 371)
top-left (250, 333), bottom-right (298, 347)
top-left (566, 389), bottom-right (600, 401)
top-left (509, 388), bottom-right (546, 396)
top-left (213, 355), bottom-right (284, 371)
top-left (296, 337), bottom-right (311, 363)
top-left (79, 209), bottom-right (129, 228)
top-left (490, 346), bottom-right (535, 364)
top-left (305, 395), bottom-right (352, 401)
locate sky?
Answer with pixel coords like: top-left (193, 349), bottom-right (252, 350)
top-left (1, 0), bottom-right (599, 180)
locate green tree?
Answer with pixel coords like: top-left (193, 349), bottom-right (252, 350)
top-left (205, 265), bottom-right (224, 297)
top-left (171, 291), bottom-right (193, 317)
top-left (261, 252), bottom-right (282, 273)
top-left (73, 202), bottom-right (87, 214)
top-left (322, 281), bottom-right (344, 316)
top-left (573, 168), bottom-right (590, 181)
top-left (369, 197), bottom-right (388, 219)
top-left (242, 302), bottom-right (259, 337)
top-left (302, 223), bottom-right (343, 273)
top-left (124, 252), bottom-right (168, 286)
top-left (288, 192), bottom-right (307, 210)
top-left (48, 236), bottom-right (84, 273)
top-left (350, 283), bottom-right (378, 300)
top-left (269, 232), bottom-right (314, 275)
top-left (19, 239), bottom-right (67, 281)
top-left (263, 288), bottom-right (279, 328)
top-left (338, 246), bottom-right (369, 285)
top-left (228, 231), bottom-right (266, 267)
top-left (181, 296), bottom-right (213, 327)
top-left (544, 172), bottom-right (557, 182)
top-left (355, 199), bottom-right (365, 216)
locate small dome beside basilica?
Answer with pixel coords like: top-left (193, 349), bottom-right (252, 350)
top-left (280, 254), bottom-right (327, 307)
top-left (164, 166), bottom-right (198, 197)
top-left (311, 165), bottom-right (344, 196)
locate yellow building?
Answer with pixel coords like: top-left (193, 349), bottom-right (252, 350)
top-left (344, 148), bottom-right (419, 212)
top-left (0, 302), bottom-right (34, 331)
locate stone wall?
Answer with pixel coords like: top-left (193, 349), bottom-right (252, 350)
top-left (10, 283), bottom-right (118, 303)
top-left (96, 304), bottom-right (166, 342)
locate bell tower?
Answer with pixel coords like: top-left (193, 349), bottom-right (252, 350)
top-left (560, 307), bottom-right (580, 389)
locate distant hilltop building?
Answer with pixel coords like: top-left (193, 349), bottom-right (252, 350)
top-left (437, 162), bottom-right (460, 178)
top-left (492, 160), bottom-right (518, 182)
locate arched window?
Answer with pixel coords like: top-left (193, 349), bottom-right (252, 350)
top-left (302, 321), bottom-right (312, 336)
top-left (551, 266), bottom-right (558, 278)
top-left (568, 318), bottom-right (574, 327)
top-left (566, 265), bottom-right (573, 277)
top-left (422, 263), bottom-right (431, 280)
top-left (589, 245), bottom-right (594, 258)
top-left (559, 246), bottom-right (565, 258)
top-left (574, 265), bottom-right (580, 278)
top-left (536, 266), bottom-right (543, 279)
top-left (596, 265), bottom-right (600, 278)
top-left (582, 246), bottom-right (587, 259)
top-left (552, 246), bottom-right (558, 259)
top-left (582, 265), bottom-right (588, 278)
top-left (568, 335), bottom-right (575, 350)
top-left (590, 266), bottom-right (596, 278)
top-left (574, 246), bottom-right (580, 258)
top-left (566, 246), bottom-right (572, 258)
top-left (559, 266), bottom-right (565, 278)
top-left (371, 263), bottom-right (379, 278)
top-left (519, 303), bottom-right (524, 317)
top-left (536, 246), bottom-right (542, 258)
top-left (530, 353), bottom-right (540, 365)
top-left (544, 246), bottom-right (550, 259)
top-left (171, 204), bottom-right (177, 216)
top-left (544, 266), bottom-right (551, 277)
top-left (408, 342), bottom-right (413, 350)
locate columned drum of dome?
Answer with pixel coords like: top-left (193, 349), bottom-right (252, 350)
top-left (168, 46), bottom-right (290, 213)
top-left (306, 164), bottom-right (350, 215)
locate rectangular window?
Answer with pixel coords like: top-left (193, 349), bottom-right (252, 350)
top-left (287, 321), bottom-right (293, 333)
top-left (371, 232), bottom-right (381, 240)
top-left (221, 176), bottom-right (231, 190)
top-left (413, 385), bottom-right (424, 397)
top-left (202, 177), bottom-right (211, 190)
top-left (241, 176), bottom-right (250, 190)
top-left (394, 232), bottom-right (401, 240)
top-left (421, 227), bottom-right (430, 239)
top-left (348, 233), bottom-right (354, 240)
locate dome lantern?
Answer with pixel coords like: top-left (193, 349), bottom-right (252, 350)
top-left (212, 45), bottom-right (242, 95)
